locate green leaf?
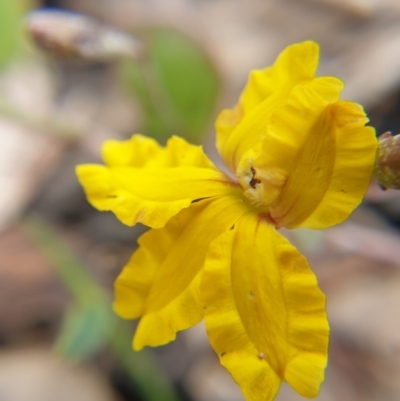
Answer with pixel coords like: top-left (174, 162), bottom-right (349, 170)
top-left (121, 28), bottom-right (220, 143)
top-left (55, 296), bottom-right (116, 359)
top-left (151, 28), bottom-right (220, 141)
top-left (121, 60), bottom-right (167, 139)
top-left (0, 0), bottom-right (23, 67)
top-left (24, 214), bottom-right (183, 401)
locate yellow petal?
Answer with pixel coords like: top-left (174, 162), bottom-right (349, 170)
top-left (114, 205), bottom-right (197, 320)
top-left (114, 205), bottom-right (205, 350)
top-left (262, 84), bottom-right (377, 228)
top-left (133, 271), bottom-right (203, 350)
top-left (145, 193), bottom-right (249, 313)
top-left (102, 134), bottom-right (217, 169)
top-left (295, 101), bottom-right (377, 229)
top-left (240, 41), bottom-right (319, 113)
top-left (201, 229), bottom-right (281, 401)
top-left (76, 135), bottom-right (235, 229)
top-left (202, 213), bottom-right (329, 399)
top-left (238, 77), bottom-right (343, 213)
top-left (216, 41), bottom-right (320, 172)
top-left (231, 214), bottom-right (329, 397)
top-left (101, 134), bottom-right (163, 167)
top-left (114, 194), bottom-right (250, 349)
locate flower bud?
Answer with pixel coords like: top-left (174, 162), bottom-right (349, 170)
top-left (374, 132), bottom-right (400, 190)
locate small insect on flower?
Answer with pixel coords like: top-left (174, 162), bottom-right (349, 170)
top-left (26, 8), bottom-right (143, 61)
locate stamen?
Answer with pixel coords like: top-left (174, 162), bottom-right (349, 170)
top-left (249, 167), bottom-right (261, 188)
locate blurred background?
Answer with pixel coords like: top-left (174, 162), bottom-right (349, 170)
top-left (1, 0), bottom-right (400, 400)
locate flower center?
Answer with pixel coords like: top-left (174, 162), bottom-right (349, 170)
top-left (237, 156), bottom-right (287, 214)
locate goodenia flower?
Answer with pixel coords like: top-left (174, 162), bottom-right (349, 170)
top-left (76, 41), bottom-right (377, 400)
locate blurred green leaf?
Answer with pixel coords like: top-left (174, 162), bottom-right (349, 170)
top-left (24, 214), bottom-right (116, 359)
top-left (122, 28), bottom-right (220, 143)
top-left (0, 0), bottom-right (23, 66)
top-left (151, 29), bottom-right (220, 141)
top-left (123, 60), bottom-right (167, 138)
top-left (24, 214), bottom-right (183, 401)
top-left (55, 298), bottom-right (116, 359)
top-left (112, 321), bottom-right (182, 401)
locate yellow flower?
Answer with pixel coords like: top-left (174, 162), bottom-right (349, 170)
top-left (76, 41), bottom-right (377, 400)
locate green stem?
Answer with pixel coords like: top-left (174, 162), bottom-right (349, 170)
top-left (23, 213), bottom-right (182, 401)
top-left (23, 214), bottom-right (94, 303)
top-left (111, 321), bottom-right (182, 401)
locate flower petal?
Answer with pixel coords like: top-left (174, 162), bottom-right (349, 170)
top-left (293, 101), bottom-right (377, 229)
top-left (236, 77), bottom-right (343, 212)
top-left (231, 214), bottom-right (329, 397)
top-left (76, 135), bottom-right (235, 229)
top-left (240, 41), bottom-right (319, 113)
top-left (201, 229), bottom-right (281, 401)
top-left (114, 204), bottom-right (200, 320)
top-left (102, 134), bottom-right (218, 169)
top-left (132, 270), bottom-right (203, 350)
top-left (145, 194), bottom-right (249, 313)
top-left (262, 83), bottom-right (377, 228)
top-left (216, 41), bottom-right (320, 172)
top-left (202, 213), bottom-right (329, 399)
top-left (114, 194), bottom-right (249, 349)
top-left (114, 204), bottom-right (204, 350)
